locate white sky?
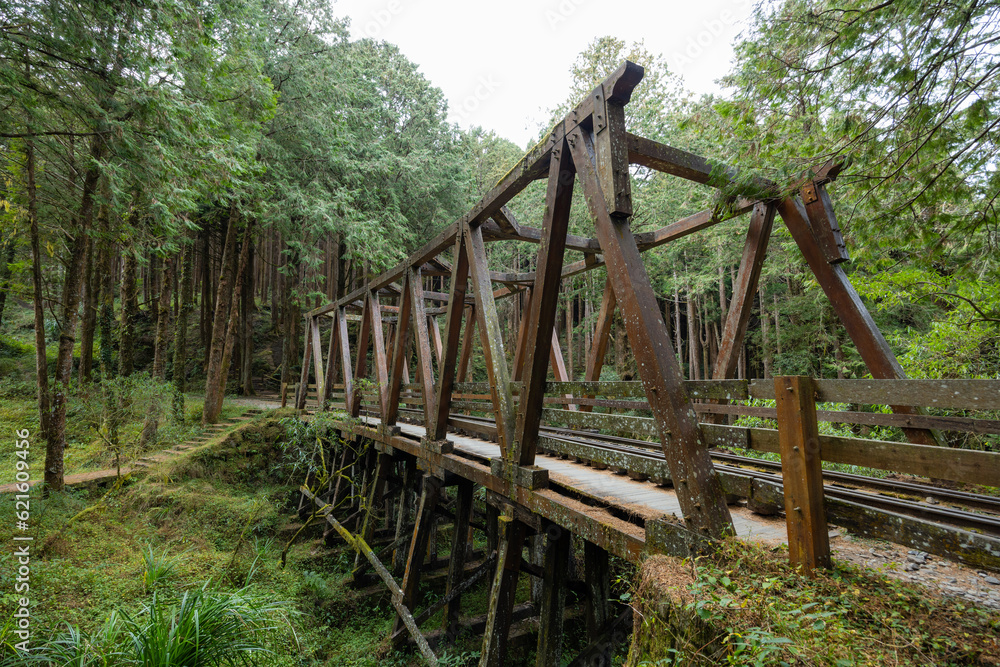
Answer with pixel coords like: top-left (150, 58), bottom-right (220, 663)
top-left (331, 0), bottom-right (757, 148)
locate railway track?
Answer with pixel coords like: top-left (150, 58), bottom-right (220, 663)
top-left (395, 407), bottom-right (1000, 537)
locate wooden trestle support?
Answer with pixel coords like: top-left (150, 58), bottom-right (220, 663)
top-left (289, 61), bottom-right (975, 665)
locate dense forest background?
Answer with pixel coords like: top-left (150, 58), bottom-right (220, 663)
top-left (1, 0), bottom-right (998, 490)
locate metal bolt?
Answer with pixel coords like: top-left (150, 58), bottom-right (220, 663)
top-left (793, 446), bottom-right (799, 452)
top-left (794, 506), bottom-right (802, 512)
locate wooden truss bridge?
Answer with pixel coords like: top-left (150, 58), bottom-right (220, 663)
top-left (291, 62), bottom-right (1000, 666)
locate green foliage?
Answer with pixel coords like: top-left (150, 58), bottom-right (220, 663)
top-left (141, 543), bottom-right (190, 594)
top-left (630, 542), bottom-right (1000, 666)
top-left (29, 585), bottom-right (289, 667)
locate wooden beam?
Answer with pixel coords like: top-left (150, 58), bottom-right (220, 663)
top-left (385, 275), bottom-right (412, 427)
top-left (296, 316), bottom-right (313, 410)
top-left (712, 202), bottom-right (775, 379)
top-left (310, 317), bottom-right (325, 410)
top-left (393, 474), bottom-right (442, 641)
top-left (350, 297), bottom-right (372, 418)
top-left (430, 233), bottom-right (470, 441)
top-left (479, 510), bottom-right (529, 667)
top-left (513, 139), bottom-right (575, 467)
top-left (568, 125), bottom-right (734, 539)
top-left (335, 307), bottom-right (354, 415)
top-left (774, 376), bottom-right (830, 574)
top-left (466, 222), bottom-right (516, 457)
top-left (443, 479), bottom-right (475, 635)
top-left (408, 268), bottom-right (437, 425)
top-left (580, 280), bottom-right (616, 413)
top-left (457, 305), bottom-right (476, 383)
top-left (776, 197), bottom-right (944, 447)
top-left (368, 292), bottom-right (390, 418)
top-left (535, 522), bottom-right (571, 666)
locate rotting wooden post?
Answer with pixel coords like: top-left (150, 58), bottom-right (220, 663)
top-left (584, 540), bottom-right (610, 636)
top-left (774, 375), bottom-right (830, 573)
top-left (393, 473), bottom-right (442, 640)
top-left (479, 509), bottom-right (528, 667)
top-left (443, 479), bottom-right (475, 638)
top-left (536, 522), bottom-right (571, 667)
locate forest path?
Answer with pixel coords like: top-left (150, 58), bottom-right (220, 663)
top-left (0, 408), bottom-right (268, 494)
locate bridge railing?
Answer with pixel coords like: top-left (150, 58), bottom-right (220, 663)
top-left (328, 375), bottom-right (1000, 572)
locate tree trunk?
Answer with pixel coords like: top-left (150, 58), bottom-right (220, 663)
top-left (686, 288), bottom-right (699, 380)
top-left (213, 228), bottom-right (252, 419)
top-left (47, 132), bottom-right (103, 492)
top-left (773, 294), bottom-right (782, 361)
top-left (240, 238), bottom-right (256, 396)
top-left (173, 236), bottom-right (195, 422)
top-left (202, 208), bottom-right (241, 424)
top-left (152, 255), bottom-right (174, 379)
top-left (672, 271), bottom-right (682, 366)
top-left (565, 291), bottom-right (573, 381)
top-left (760, 286), bottom-right (772, 379)
top-left (280, 247), bottom-right (301, 388)
top-left (0, 234), bottom-right (17, 327)
top-left (119, 246), bottom-right (138, 377)
top-left (27, 137), bottom-right (51, 450)
top-left (79, 235), bottom-right (98, 382)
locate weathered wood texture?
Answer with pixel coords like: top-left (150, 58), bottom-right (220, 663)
top-left (774, 376), bottom-right (830, 573)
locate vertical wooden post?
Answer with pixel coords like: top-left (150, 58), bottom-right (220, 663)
top-left (408, 268), bottom-right (437, 426)
top-left (774, 375), bottom-right (830, 573)
top-left (443, 479), bottom-right (475, 636)
top-left (584, 540), bottom-right (610, 636)
top-left (335, 306), bottom-right (354, 415)
top-left (350, 297), bottom-right (372, 418)
top-left (393, 474), bottom-right (442, 639)
top-left (479, 510), bottom-right (527, 667)
top-left (324, 312), bottom-right (339, 404)
top-left (353, 452), bottom-right (391, 580)
top-left (457, 305), bottom-right (476, 383)
top-left (535, 523), bottom-right (571, 667)
top-left (295, 315), bottom-right (312, 410)
top-left (385, 272), bottom-right (413, 427)
top-left (368, 292), bottom-right (390, 419)
top-left (310, 317), bottom-right (325, 409)
top-left (580, 280), bottom-right (616, 413)
top-left (392, 456), bottom-right (418, 574)
top-left (511, 288), bottom-right (534, 382)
